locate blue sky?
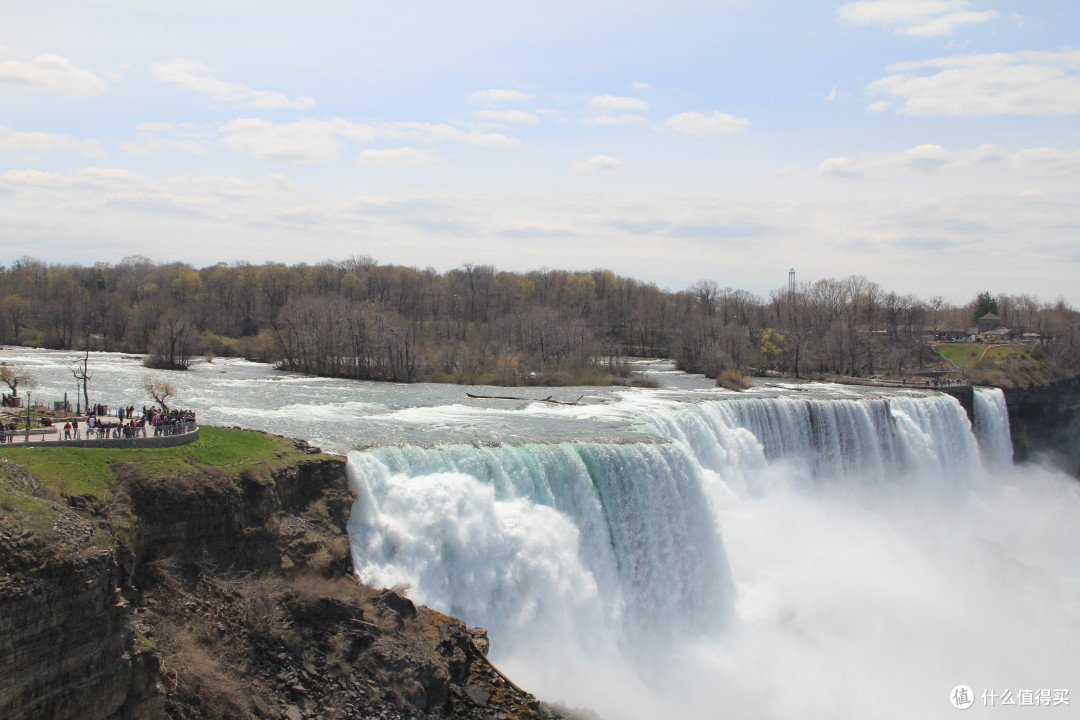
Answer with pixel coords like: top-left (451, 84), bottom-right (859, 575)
top-left (1, 0), bottom-right (1078, 303)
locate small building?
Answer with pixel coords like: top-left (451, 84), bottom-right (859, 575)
top-left (982, 326), bottom-right (1017, 342)
top-left (977, 313), bottom-right (1002, 334)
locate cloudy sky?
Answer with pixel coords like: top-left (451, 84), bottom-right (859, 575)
top-left (2, 0), bottom-right (1078, 303)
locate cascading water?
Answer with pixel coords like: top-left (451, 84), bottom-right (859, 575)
top-left (349, 440), bottom-right (735, 664)
top-left (973, 387), bottom-right (1014, 467)
top-left (348, 388), bottom-right (1080, 719)
top-left (1, 348), bottom-right (1075, 718)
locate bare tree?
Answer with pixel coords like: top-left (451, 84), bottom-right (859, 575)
top-left (0, 362), bottom-right (36, 397)
top-left (143, 376), bottom-right (176, 411)
top-left (70, 342), bottom-right (92, 411)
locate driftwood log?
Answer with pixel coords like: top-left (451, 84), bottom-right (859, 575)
top-left (466, 393), bottom-right (584, 406)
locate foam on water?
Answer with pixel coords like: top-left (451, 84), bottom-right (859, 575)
top-left (2, 348), bottom-right (1075, 717)
top-left (347, 390), bottom-right (1080, 719)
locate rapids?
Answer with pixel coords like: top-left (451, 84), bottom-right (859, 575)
top-left (3, 348), bottom-right (1076, 718)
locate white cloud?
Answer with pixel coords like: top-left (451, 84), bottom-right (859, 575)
top-left (0, 167), bottom-right (151, 195)
top-left (385, 121), bottom-right (520, 148)
top-left (498, 220), bottom-right (579, 238)
top-left (1012, 147), bottom-right (1080, 175)
top-left (818, 142), bottom-right (1080, 177)
top-left (903, 143), bottom-right (950, 169)
top-left (665, 111), bottom-right (749, 136)
top-left (357, 147), bottom-right (445, 170)
top-left (866, 100), bottom-right (892, 112)
top-left (471, 110), bottom-right (539, 124)
top-left (818, 157), bottom-right (863, 177)
top-left (866, 50), bottom-right (1080, 116)
top-left (220, 118), bottom-right (361, 164)
top-left (0, 167), bottom-right (305, 226)
top-left (584, 114), bottom-right (653, 127)
top-left (151, 58), bottom-right (314, 109)
top-left (219, 117), bottom-right (518, 164)
top-left (0, 53), bottom-right (107, 96)
top-left (121, 121), bottom-right (211, 157)
top-left (824, 87), bottom-right (841, 101)
top-left (165, 174), bottom-right (258, 199)
top-left (586, 95), bottom-right (649, 113)
top-left (0, 127), bottom-right (106, 158)
top-left (837, 0), bottom-right (998, 37)
top-left (570, 154), bottom-right (623, 172)
top-left (630, 81), bottom-right (653, 90)
top-left (467, 88), bottom-right (532, 105)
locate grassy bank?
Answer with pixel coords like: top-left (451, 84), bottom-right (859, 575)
top-left (0, 426), bottom-right (332, 558)
top-left (0, 426), bottom-right (326, 499)
top-left (933, 343), bottom-right (1053, 387)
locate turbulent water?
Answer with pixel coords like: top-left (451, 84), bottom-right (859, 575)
top-left (5, 349), bottom-right (1079, 719)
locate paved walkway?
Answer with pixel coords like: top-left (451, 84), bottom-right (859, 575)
top-left (0, 413), bottom-right (197, 447)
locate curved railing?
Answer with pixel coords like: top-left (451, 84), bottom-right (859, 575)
top-left (0, 422), bottom-right (199, 449)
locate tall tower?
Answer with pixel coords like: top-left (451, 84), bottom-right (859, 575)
top-left (788, 267), bottom-right (795, 296)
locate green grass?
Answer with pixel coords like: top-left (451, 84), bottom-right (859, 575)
top-left (0, 426), bottom-right (324, 500)
top-left (933, 343), bottom-right (1049, 387)
top-left (0, 425), bottom-right (336, 571)
top-left (935, 343), bottom-right (983, 370)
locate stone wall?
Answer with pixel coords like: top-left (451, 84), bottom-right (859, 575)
top-left (1, 428), bottom-right (198, 450)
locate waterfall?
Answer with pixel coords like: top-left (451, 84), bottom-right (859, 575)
top-left (346, 389), bottom-right (1080, 720)
top-left (972, 387), bottom-right (1014, 467)
top-left (348, 440), bottom-right (735, 662)
top-left (631, 393), bottom-right (982, 492)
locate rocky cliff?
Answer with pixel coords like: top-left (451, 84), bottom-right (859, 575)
top-left (1004, 377), bottom-right (1080, 477)
top-left (0, 432), bottom-right (556, 720)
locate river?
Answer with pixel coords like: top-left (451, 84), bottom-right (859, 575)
top-left (4, 348), bottom-right (1078, 719)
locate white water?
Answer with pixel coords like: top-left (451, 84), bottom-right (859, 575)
top-left (1, 349), bottom-right (1075, 718)
top-left (973, 386), bottom-right (1015, 467)
top-left (348, 388), bottom-right (1080, 719)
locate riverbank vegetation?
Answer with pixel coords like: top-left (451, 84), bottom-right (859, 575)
top-left (2, 255), bottom-right (1079, 385)
top-left (0, 426), bottom-right (326, 505)
top-left (934, 343), bottom-right (1059, 388)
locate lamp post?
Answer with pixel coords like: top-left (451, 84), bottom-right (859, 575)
top-left (25, 390), bottom-right (31, 442)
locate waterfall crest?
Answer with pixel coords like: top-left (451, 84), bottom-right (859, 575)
top-left (345, 388), bottom-right (1063, 720)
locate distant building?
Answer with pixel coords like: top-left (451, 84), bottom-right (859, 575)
top-left (983, 326), bottom-right (1017, 342)
top-left (977, 313), bottom-right (1002, 333)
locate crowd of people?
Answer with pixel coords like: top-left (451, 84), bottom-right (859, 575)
top-left (0, 404), bottom-right (197, 443)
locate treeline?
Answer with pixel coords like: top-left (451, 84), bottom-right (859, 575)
top-left (1, 255), bottom-right (1078, 384)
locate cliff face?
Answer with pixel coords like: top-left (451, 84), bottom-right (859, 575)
top-left (0, 530), bottom-right (158, 720)
top-left (0, 439), bottom-right (550, 720)
top-left (0, 465), bottom-right (163, 720)
top-left (1004, 377), bottom-right (1080, 477)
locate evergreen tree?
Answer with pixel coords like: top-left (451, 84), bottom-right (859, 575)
top-left (972, 291), bottom-right (999, 322)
